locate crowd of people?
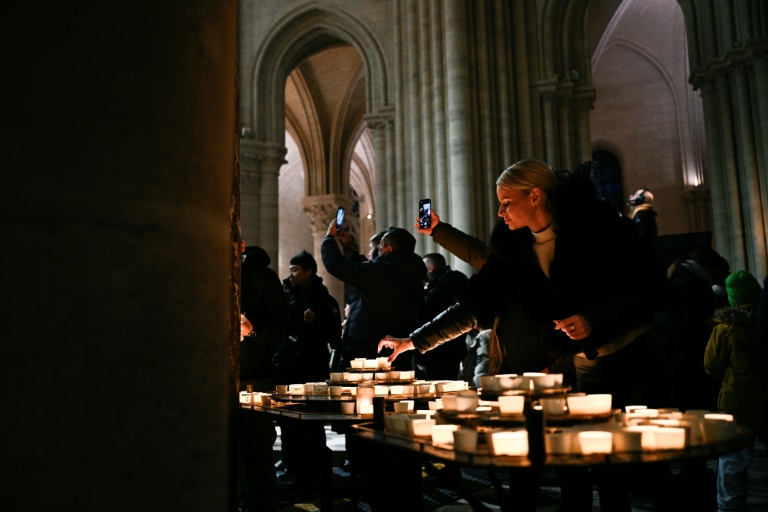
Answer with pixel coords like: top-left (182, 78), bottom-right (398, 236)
top-left (237, 158), bottom-right (767, 512)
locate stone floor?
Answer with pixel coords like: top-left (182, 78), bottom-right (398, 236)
top-left (274, 425), bottom-right (768, 511)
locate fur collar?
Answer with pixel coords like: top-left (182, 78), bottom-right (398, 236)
top-left (713, 305), bottom-right (758, 327)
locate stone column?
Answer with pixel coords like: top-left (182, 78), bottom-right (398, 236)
top-left (302, 194), bottom-right (351, 313)
top-left (241, 140), bottom-right (287, 265)
top-left (240, 151), bottom-right (261, 248)
top-left (4, 2), bottom-right (237, 511)
top-left (365, 110), bottom-right (394, 229)
top-left (573, 90), bottom-right (596, 162)
top-left (536, 80), bottom-right (558, 166)
top-left (444, 0), bottom-right (473, 279)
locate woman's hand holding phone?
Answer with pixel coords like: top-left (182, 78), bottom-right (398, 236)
top-left (415, 210), bottom-right (440, 235)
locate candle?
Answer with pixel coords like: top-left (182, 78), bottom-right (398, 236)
top-left (431, 424), bottom-right (459, 445)
top-left (491, 431), bottom-right (529, 456)
top-left (498, 395), bottom-right (525, 414)
top-left (578, 431), bottom-right (613, 454)
top-left (356, 382), bottom-right (374, 413)
top-left (408, 418), bottom-right (435, 437)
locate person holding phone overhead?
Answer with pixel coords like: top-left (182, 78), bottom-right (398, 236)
top-left (379, 159), bottom-right (676, 511)
top-left (321, 221), bottom-right (426, 371)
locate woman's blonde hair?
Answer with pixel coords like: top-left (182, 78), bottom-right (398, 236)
top-left (496, 158), bottom-right (558, 194)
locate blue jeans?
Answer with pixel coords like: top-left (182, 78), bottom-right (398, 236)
top-left (717, 435), bottom-right (755, 511)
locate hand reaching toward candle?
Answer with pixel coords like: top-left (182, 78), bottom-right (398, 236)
top-left (378, 335), bottom-right (415, 363)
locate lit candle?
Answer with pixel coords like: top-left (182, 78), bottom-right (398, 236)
top-left (491, 431), bottom-right (529, 456)
top-left (431, 424), bottom-right (459, 445)
top-left (578, 431), bottom-right (613, 454)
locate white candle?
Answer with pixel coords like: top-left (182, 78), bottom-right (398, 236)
top-left (578, 431), bottom-right (613, 454)
top-left (491, 431), bottom-right (529, 456)
top-left (431, 424), bottom-right (459, 445)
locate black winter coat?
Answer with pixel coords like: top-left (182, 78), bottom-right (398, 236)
top-left (278, 275), bottom-right (341, 383)
top-left (653, 260), bottom-right (718, 411)
top-left (417, 267), bottom-right (469, 372)
top-left (411, 174), bottom-right (664, 365)
top-left (241, 246), bottom-right (290, 386)
top-left (322, 236), bottom-right (426, 361)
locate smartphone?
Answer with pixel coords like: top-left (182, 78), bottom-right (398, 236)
top-left (335, 206), bottom-right (345, 233)
top-left (419, 199), bottom-right (432, 229)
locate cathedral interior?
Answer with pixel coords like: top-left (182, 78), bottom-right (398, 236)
top-left (5, 1), bottom-right (767, 510)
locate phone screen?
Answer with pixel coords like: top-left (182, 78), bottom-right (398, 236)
top-left (336, 207), bottom-right (345, 232)
top-left (419, 199), bottom-right (432, 229)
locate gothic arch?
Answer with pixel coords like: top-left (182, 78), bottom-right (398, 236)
top-left (246, 5), bottom-right (390, 146)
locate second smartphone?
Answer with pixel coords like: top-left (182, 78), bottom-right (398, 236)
top-left (335, 206), bottom-right (345, 232)
top-left (419, 198), bottom-right (432, 229)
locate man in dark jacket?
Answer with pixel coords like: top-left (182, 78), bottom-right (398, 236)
top-left (238, 242), bottom-right (289, 512)
top-left (277, 250), bottom-right (341, 384)
top-left (627, 188), bottom-right (658, 240)
top-left (241, 243), bottom-right (290, 390)
top-left (417, 252), bottom-right (468, 380)
top-left (322, 225), bottom-right (426, 370)
top-left (276, 250), bottom-right (341, 499)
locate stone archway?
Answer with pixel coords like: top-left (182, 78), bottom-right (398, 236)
top-left (240, 5), bottom-right (391, 276)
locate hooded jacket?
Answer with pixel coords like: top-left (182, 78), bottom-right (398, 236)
top-left (704, 304), bottom-right (768, 436)
top-left (241, 246), bottom-right (290, 386)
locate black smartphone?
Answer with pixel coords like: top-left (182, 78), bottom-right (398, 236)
top-left (335, 206), bottom-right (345, 233)
top-left (419, 198), bottom-right (432, 229)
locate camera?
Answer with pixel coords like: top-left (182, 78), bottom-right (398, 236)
top-left (626, 189), bottom-right (650, 207)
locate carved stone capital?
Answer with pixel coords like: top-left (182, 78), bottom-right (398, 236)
top-left (533, 78), bottom-right (558, 102)
top-left (241, 169), bottom-right (260, 189)
top-left (363, 107), bottom-right (394, 137)
top-left (301, 194), bottom-right (353, 231)
top-left (572, 88), bottom-right (596, 112)
top-left (240, 140), bottom-right (287, 175)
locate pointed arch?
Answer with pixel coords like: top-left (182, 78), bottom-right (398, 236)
top-left (245, 5), bottom-right (390, 145)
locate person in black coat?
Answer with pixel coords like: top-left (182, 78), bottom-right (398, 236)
top-left (275, 250), bottom-right (341, 499)
top-left (380, 159), bottom-right (676, 511)
top-left (322, 225), bottom-right (426, 371)
top-left (276, 250), bottom-right (341, 384)
top-left (238, 243), bottom-right (289, 512)
top-left (417, 252), bottom-right (468, 380)
top-left (759, 275), bottom-right (768, 363)
top-left (627, 188), bottom-right (658, 241)
top-left (240, 243), bottom-right (290, 390)
top-left (653, 255), bottom-right (719, 412)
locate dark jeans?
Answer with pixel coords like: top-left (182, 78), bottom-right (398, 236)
top-left (238, 409), bottom-right (278, 512)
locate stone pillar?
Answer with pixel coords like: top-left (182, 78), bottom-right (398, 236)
top-left (241, 140), bottom-right (287, 266)
top-left (444, 0), bottom-right (473, 278)
top-left (302, 194), bottom-right (351, 312)
top-left (536, 80), bottom-right (559, 166)
top-left (573, 90), bottom-right (596, 162)
top-left (4, 2), bottom-right (237, 511)
top-left (240, 157), bottom-right (261, 248)
top-left (682, 187), bottom-right (712, 233)
top-left (365, 110), bottom-right (394, 229)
